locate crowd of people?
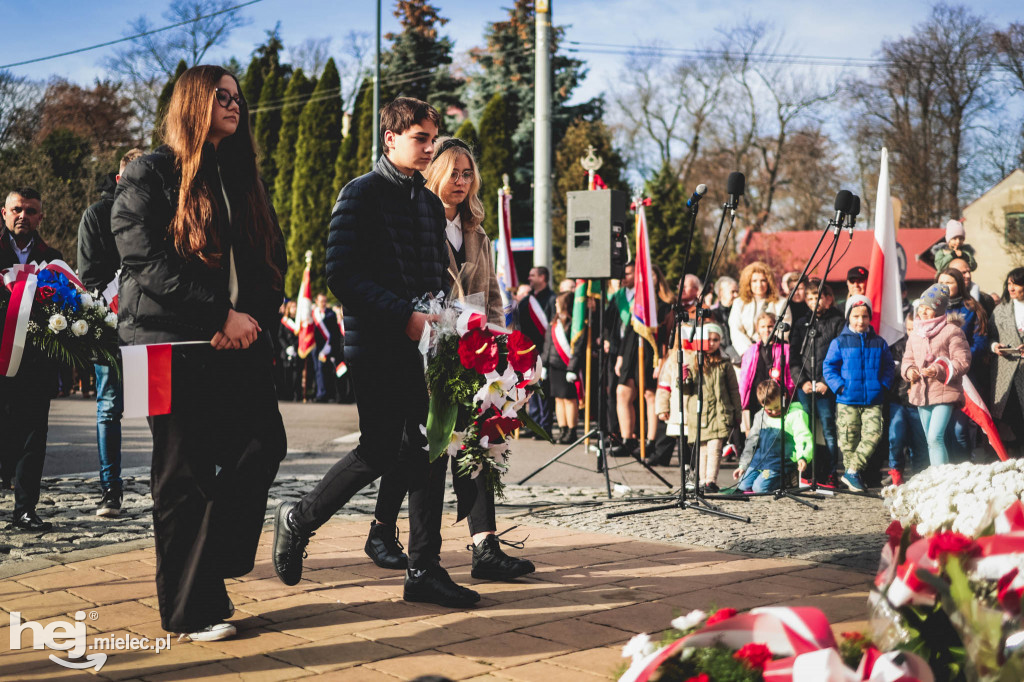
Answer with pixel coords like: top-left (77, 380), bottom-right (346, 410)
top-left (2, 64), bottom-right (1024, 647)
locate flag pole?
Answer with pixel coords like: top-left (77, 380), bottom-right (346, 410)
top-left (633, 198), bottom-right (647, 461)
top-left (580, 145), bottom-right (603, 449)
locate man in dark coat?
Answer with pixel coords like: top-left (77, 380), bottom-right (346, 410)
top-left (77, 149), bottom-right (145, 517)
top-left (273, 98), bottom-right (479, 608)
top-left (311, 293), bottom-right (342, 402)
top-left (0, 187), bottom-right (62, 531)
top-left (517, 266), bottom-right (556, 434)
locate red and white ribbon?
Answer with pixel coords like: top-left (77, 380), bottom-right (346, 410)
top-left (0, 260), bottom-right (85, 377)
top-left (552, 322), bottom-right (572, 366)
top-left (527, 295), bottom-right (548, 337)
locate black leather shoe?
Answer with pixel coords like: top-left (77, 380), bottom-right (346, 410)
top-left (404, 563), bottom-right (480, 608)
top-left (273, 502), bottom-right (313, 586)
top-left (610, 438), bottom-right (638, 457)
top-left (471, 535), bottom-right (535, 581)
top-left (12, 511), bottom-right (52, 532)
top-left (364, 521), bottom-right (408, 570)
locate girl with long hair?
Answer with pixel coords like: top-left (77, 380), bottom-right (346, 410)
top-left (111, 65), bottom-right (287, 642)
top-left (367, 137), bottom-right (535, 583)
top-left (543, 290), bottom-right (585, 443)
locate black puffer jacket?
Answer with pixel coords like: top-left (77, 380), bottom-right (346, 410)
top-left (325, 155), bottom-right (446, 363)
top-left (77, 174), bottom-right (119, 292)
top-left (110, 145), bottom-right (286, 345)
top-left (789, 306), bottom-right (845, 386)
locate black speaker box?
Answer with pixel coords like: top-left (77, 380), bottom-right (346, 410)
top-left (565, 189), bottom-right (628, 280)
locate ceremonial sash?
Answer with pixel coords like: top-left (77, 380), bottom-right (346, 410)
top-left (553, 322), bottom-right (572, 366)
top-left (280, 316), bottom-right (299, 334)
top-left (528, 295), bottom-right (549, 337)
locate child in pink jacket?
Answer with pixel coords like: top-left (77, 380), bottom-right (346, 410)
top-left (739, 311), bottom-right (794, 414)
top-left (901, 284), bottom-right (972, 466)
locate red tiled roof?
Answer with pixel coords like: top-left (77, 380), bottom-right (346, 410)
top-left (741, 228), bottom-right (946, 282)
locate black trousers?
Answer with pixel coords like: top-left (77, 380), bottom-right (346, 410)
top-left (291, 352), bottom-right (444, 568)
top-left (0, 360), bottom-right (54, 518)
top-left (148, 342), bottom-right (286, 632)
top-left (375, 455), bottom-right (497, 536)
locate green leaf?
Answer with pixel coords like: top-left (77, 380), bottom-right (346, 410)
top-left (517, 409), bottom-right (553, 442)
top-left (426, 392), bottom-right (458, 462)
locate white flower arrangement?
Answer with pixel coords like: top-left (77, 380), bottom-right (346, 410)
top-left (883, 460), bottom-right (1024, 537)
top-left (104, 312), bottom-right (118, 328)
top-left (71, 319), bottom-right (89, 336)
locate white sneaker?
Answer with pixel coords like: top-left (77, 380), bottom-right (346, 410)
top-left (178, 622), bottom-right (236, 642)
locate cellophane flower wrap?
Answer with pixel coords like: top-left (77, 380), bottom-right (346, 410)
top-left (415, 292), bottom-right (550, 500)
top-left (873, 460), bottom-right (1024, 682)
top-left (0, 262), bottom-right (120, 375)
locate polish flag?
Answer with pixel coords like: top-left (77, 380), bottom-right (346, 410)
top-left (121, 344), bottom-right (172, 419)
top-left (866, 147), bottom-right (905, 346)
top-left (631, 201), bottom-right (659, 354)
top-left (296, 253), bottom-right (315, 359)
top-left (496, 187), bottom-right (518, 327)
top-left (962, 375), bottom-right (1008, 461)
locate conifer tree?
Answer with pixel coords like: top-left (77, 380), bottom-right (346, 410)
top-left (151, 60), bottom-right (187, 147)
top-left (454, 119), bottom-right (479, 154)
top-left (382, 0), bottom-right (464, 128)
top-left (552, 119), bottom-right (627, 279)
top-left (272, 69), bottom-right (313, 241)
top-left (477, 93), bottom-right (512, 240)
top-left (255, 68), bottom-right (285, 194)
top-left (241, 56), bottom-right (264, 109)
top-left (356, 80), bottom-right (377, 174)
top-left (286, 59), bottom-right (343, 296)
top-left (333, 77), bottom-right (372, 196)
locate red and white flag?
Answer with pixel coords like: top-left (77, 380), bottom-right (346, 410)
top-left (121, 344), bottom-right (173, 419)
top-left (496, 187), bottom-right (518, 328)
top-left (962, 375), bottom-right (1009, 461)
top-left (631, 201), bottom-right (659, 357)
top-left (296, 254), bottom-right (315, 359)
top-left (867, 147), bottom-right (905, 346)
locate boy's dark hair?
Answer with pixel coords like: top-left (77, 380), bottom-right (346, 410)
top-left (756, 379), bottom-right (781, 407)
top-left (7, 187), bottom-right (41, 202)
top-left (805, 278), bottom-right (833, 298)
top-left (380, 97), bottom-right (441, 149)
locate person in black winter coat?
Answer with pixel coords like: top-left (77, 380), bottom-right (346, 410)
top-left (0, 187), bottom-right (63, 532)
top-left (273, 97), bottom-right (480, 609)
top-left (788, 279), bottom-right (845, 484)
top-left (111, 66), bottom-right (287, 642)
top-left (542, 291), bottom-right (588, 443)
top-left (77, 149), bottom-right (145, 518)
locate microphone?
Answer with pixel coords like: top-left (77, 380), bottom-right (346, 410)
top-left (833, 190), bottom-right (853, 228)
top-left (726, 172), bottom-right (745, 210)
top-left (686, 184), bottom-right (708, 210)
top-left (845, 194), bottom-right (861, 234)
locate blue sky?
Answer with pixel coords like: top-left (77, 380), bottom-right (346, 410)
top-left (3, 0), bottom-right (1023, 105)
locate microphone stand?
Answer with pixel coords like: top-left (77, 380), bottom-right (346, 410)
top-left (608, 192), bottom-right (750, 522)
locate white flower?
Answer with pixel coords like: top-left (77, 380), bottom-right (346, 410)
top-left (48, 314), bottom-right (67, 333)
top-left (670, 609), bottom-right (707, 632)
top-left (446, 430), bottom-right (466, 457)
top-left (80, 293), bottom-right (94, 308)
top-left (622, 633), bottom-right (657, 663)
top-left (71, 320), bottom-right (89, 336)
top-left (474, 367), bottom-right (519, 412)
top-left (104, 312), bottom-right (118, 328)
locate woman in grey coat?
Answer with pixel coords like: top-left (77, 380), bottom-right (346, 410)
top-left (989, 267), bottom-right (1024, 455)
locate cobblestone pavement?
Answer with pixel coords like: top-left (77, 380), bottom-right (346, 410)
top-left (1, 469), bottom-right (889, 576)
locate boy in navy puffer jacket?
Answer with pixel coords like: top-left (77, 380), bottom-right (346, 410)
top-left (823, 295), bottom-right (895, 491)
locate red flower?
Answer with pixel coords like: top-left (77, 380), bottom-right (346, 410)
top-left (506, 330), bottom-right (538, 373)
top-left (479, 415), bottom-right (521, 444)
top-left (884, 521), bottom-right (904, 547)
top-left (35, 285), bottom-right (55, 301)
top-left (683, 675), bottom-right (710, 682)
top-left (841, 631), bottom-right (865, 643)
top-left (926, 532), bottom-right (979, 560)
top-left (733, 642), bottom-right (772, 670)
top-left (705, 607), bottom-right (737, 625)
top-left (458, 328), bottom-right (499, 374)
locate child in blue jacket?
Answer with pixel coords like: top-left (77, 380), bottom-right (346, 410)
top-left (823, 295), bottom-right (895, 492)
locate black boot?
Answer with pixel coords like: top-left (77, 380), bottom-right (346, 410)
top-left (273, 502), bottom-right (314, 586)
top-left (404, 563), bottom-right (480, 607)
top-left (471, 535), bottom-right (535, 580)
top-left (364, 521), bottom-right (408, 570)
top-left (610, 438), bottom-right (638, 458)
